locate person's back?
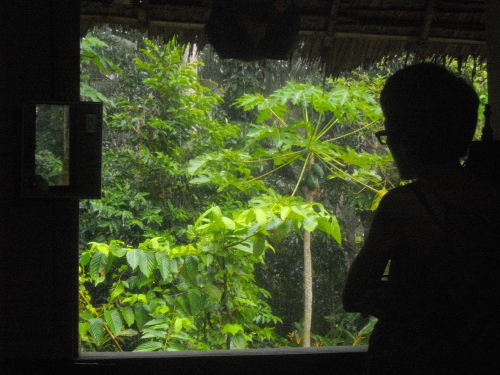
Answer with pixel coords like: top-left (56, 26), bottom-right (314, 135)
top-left (380, 171), bottom-right (499, 374)
top-left (342, 63), bottom-right (500, 374)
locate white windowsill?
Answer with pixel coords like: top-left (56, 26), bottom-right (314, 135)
top-left (78, 345), bottom-right (367, 360)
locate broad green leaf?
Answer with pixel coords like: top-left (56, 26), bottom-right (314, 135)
top-left (359, 318), bottom-right (378, 335)
top-left (104, 309), bottom-right (123, 337)
top-left (317, 216), bottom-right (342, 244)
top-left (371, 188), bottom-right (388, 211)
top-left (134, 305), bottom-right (150, 331)
top-left (190, 176), bottom-right (211, 184)
top-left (280, 206), bottom-right (291, 220)
top-left (80, 251), bottom-right (92, 267)
top-left (78, 322), bottom-right (90, 339)
top-left (201, 253), bottom-right (213, 266)
top-left (149, 237), bottom-right (161, 250)
top-left (134, 341), bottom-right (163, 352)
top-left (142, 328), bottom-right (166, 339)
top-left (169, 258), bottom-right (178, 274)
top-left (120, 306), bottom-right (135, 327)
top-left (139, 250), bottom-right (156, 278)
top-left (174, 318), bottom-right (184, 333)
top-left (291, 205), bottom-right (308, 219)
top-left (206, 284), bottom-right (222, 302)
top-left (269, 219), bottom-right (293, 246)
top-left (144, 318), bottom-right (168, 327)
top-left (126, 249), bottom-right (141, 270)
top-left (89, 318), bottom-right (104, 347)
top-left (89, 242), bottom-right (109, 255)
top-left (183, 256), bottom-right (199, 281)
top-left (234, 242), bottom-right (253, 253)
top-left (195, 274), bottom-right (204, 287)
top-left (246, 223), bottom-right (260, 237)
top-left (187, 288), bottom-right (204, 316)
top-left (231, 333), bottom-right (247, 349)
top-left (155, 252), bottom-right (171, 281)
top-left (110, 282), bottom-right (125, 300)
top-left (89, 251), bottom-right (108, 285)
top-left (253, 232), bottom-right (266, 257)
top-left (222, 323), bottom-right (244, 335)
top-left (119, 329), bottom-right (138, 337)
top-left (221, 216), bottom-right (236, 230)
top-left (110, 246), bottom-right (127, 258)
top-left (154, 305), bottom-right (169, 315)
top-left (265, 217), bottom-right (282, 230)
top-left (254, 208), bottom-right (267, 227)
top-left (302, 216), bottom-right (318, 232)
top-left (210, 206), bottom-right (223, 220)
top-left (174, 295), bottom-right (190, 316)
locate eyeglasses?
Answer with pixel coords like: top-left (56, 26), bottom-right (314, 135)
top-left (375, 130), bottom-right (390, 145)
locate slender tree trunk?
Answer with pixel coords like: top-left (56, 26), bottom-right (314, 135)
top-left (303, 207), bottom-right (313, 347)
top-left (343, 204), bottom-right (358, 268)
top-left (302, 155), bottom-right (315, 347)
top-left (58, 105), bottom-right (70, 185)
top-left (330, 258), bottom-right (336, 334)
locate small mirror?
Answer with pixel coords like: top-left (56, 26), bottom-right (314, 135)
top-left (22, 101), bottom-right (103, 199)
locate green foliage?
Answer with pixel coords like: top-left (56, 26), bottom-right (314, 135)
top-left (79, 187), bottom-right (346, 351)
top-left (79, 28), bottom-right (489, 352)
top-left (80, 33), bottom-right (121, 106)
top-left (79, 221), bottom-right (282, 351)
top-left (79, 36), bottom-right (239, 246)
top-left (35, 150), bottom-right (63, 184)
top-left (78, 30), bottom-right (389, 351)
top-left (234, 80), bottom-right (390, 198)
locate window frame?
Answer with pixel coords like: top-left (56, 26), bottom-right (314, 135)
top-left (75, 346), bottom-right (368, 374)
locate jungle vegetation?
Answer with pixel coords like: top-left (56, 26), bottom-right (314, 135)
top-left (67, 26), bottom-right (487, 352)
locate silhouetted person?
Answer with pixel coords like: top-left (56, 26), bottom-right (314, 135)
top-left (343, 63), bottom-right (500, 375)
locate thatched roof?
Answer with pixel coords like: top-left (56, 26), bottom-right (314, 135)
top-left (81, 0), bottom-right (486, 75)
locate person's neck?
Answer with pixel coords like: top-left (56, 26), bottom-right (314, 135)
top-left (415, 160), bottom-right (462, 181)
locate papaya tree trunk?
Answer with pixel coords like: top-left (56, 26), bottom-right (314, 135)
top-left (343, 204), bottom-right (358, 268)
top-left (302, 154), bottom-right (315, 347)
top-left (303, 211), bottom-right (313, 347)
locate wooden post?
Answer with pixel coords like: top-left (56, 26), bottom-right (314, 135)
top-left (0, 0), bottom-right (80, 360)
top-left (486, 0), bottom-right (500, 139)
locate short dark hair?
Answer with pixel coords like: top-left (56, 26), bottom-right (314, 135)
top-left (380, 63), bottom-right (479, 164)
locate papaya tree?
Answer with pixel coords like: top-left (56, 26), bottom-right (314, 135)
top-left (189, 79), bottom-right (389, 346)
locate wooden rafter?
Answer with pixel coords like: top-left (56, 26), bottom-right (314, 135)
top-left (324, 0), bottom-right (341, 46)
top-left (416, 0), bottom-right (437, 53)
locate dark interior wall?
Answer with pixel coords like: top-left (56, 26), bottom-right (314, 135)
top-left (0, 1), bottom-right (367, 373)
top-left (0, 0), bottom-right (80, 360)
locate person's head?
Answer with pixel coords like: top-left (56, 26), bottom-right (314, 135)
top-left (379, 63), bottom-right (479, 179)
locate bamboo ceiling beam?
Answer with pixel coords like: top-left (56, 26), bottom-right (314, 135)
top-left (324, 0), bottom-right (341, 46)
top-left (416, 0), bottom-right (437, 53)
top-left (300, 30), bottom-right (485, 46)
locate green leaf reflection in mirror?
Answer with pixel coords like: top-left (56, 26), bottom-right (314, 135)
top-left (35, 104), bottom-right (71, 186)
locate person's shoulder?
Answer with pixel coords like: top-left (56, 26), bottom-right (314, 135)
top-left (371, 183), bottom-right (430, 226)
top-left (378, 183), bottom-right (421, 211)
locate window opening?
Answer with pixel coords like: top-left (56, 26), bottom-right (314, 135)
top-left (78, 26), bottom-right (487, 353)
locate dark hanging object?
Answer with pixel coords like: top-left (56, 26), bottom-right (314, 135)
top-left (204, 0), bottom-right (300, 61)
